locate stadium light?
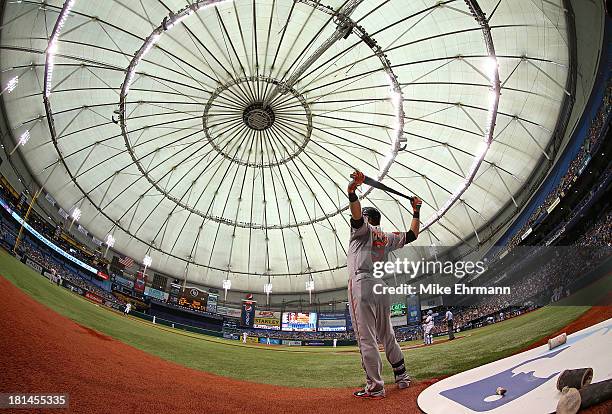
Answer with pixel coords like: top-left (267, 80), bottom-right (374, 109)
top-left (264, 282), bottom-right (272, 305)
top-left (70, 207), bottom-right (81, 221)
top-left (223, 279), bottom-right (231, 300)
top-left (67, 206), bottom-right (81, 230)
top-left (306, 280), bottom-right (314, 304)
top-left (18, 130), bottom-right (30, 146)
top-left (2, 76), bottom-right (18, 94)
top-left (103, 233), bottom-right (115, 257)
top-left (143, 254), bottom-right (152, 274)
top-left (44, 0), bottom-right (77, 98)
top-left (9, 130), bottom-right (31, 156)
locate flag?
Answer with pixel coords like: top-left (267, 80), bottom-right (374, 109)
top-left (119, 255), bottom-right (134, 268)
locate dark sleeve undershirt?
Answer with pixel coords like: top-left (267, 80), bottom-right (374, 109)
top-left (350, 217), bottom-right (364, 229)
top-left (405, 230), bottom-right (416, 243)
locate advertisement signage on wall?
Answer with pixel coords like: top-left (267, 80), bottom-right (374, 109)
top-left (303, 341), bottom-right (325, 346)
top-left (240, 299), bottom-right (256, 327)
top-left (134, 271), bottom-right (146, 294)
top-left (168, 282), bottom-right (181, 305)
top-left (407, 295), bottom-right (421, 325)
top-left (206, 293), bottom-right (218, 314)
top-left (84, 291), bottom-right (103, 304)
top-left (222, 318), bottom-right (239, 330)
top-left (390, 302), bottom-right (407, 317)
top-left (281, 340), bottom-right (302, 346)
top-left (346, 305), bottom-right (353, 332)
top-left (144, 286), bottom-right (167, 301)
top-left (61, 279), bottom-right (85, 296)
top-left (281, 312), bottom-right (317, 332)
top-left (391, 315), bottom-right (408, 327)
top-left (253, 310), bottom-right (281, 330)
top-left (317, 312), bottom-right (347, 332)
top-left (223, 332), bottom-right (239, 340)
top-left (96, 271), bottom-right (109, 280)
top-left (245, 336), bottom-right (259, 344)
top-left (259, 337), bottom-right (281, 345)
top-left (24, 256), bottom-right (43, 274)
top-left (112, 283), bottom-right (132, 296)
top-left (113, 275), bottom-right (134, 289)
top-left (218, 306), bottom-right (242, 318)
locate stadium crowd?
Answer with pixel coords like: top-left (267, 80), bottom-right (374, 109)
top-left (577, 210), bottom-right (612, 247)
top-left (0, 208), bottom-right (124, 308)
top-left (504, 79), bottom-right (611, 253)
top-left (393, 208), bottom-right (611, 341)
top-left (19, 239), bottom-right (123, 306)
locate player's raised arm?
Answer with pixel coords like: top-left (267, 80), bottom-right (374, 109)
top-left (387, 195), bottom-right (422, 250)
top-left (348, 170), bottom-right (365, 221)
top-left (409, 196), bottom-right (422, 239)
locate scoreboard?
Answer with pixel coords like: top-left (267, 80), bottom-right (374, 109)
top-left (281, 312), bottom-right (317, 331)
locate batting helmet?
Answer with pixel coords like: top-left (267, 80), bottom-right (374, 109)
top-left (362, 207), bottom-right (381, 226)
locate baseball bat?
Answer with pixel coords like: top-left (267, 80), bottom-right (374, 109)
top-left (360, 175), bottom-right (414, 202)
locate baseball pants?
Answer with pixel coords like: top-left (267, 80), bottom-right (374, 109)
top-left (348, 276), bottom-right (405, 391)
top-left (447, 320), bottom-right (454, 339)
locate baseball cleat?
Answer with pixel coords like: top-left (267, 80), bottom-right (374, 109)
top-left (395, 374), bottom-right (411, 389)
top-left (353, 388), bottom-right (386, 399)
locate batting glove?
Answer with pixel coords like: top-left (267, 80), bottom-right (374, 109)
top-left (411, 196), bottom-right (422, 213)
top-left (348, 171), bottom-right (365, 193)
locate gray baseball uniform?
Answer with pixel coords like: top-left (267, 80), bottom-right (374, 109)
top-left (347, 219), bottom-right (410, 391)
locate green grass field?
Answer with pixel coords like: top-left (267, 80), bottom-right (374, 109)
top-left (0, 249), bottom-right (598, 388)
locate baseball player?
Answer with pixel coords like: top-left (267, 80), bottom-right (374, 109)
top-left (423, 310), bottom-right (434, 345)
top-left (123, 302), bottom-right (131, 316)
top-left (443, 308), bottom-right (454, 340)
top-left (347, 170), bottom-right (422, 399)
top-left (242, 332), bottom-right (248, 344)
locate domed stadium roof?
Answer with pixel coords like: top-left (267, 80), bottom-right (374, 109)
top-left (0, 0), bottom-right (570, 293)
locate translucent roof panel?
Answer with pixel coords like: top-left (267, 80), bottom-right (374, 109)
top-left (0, 0), bottom-right (569, 292)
